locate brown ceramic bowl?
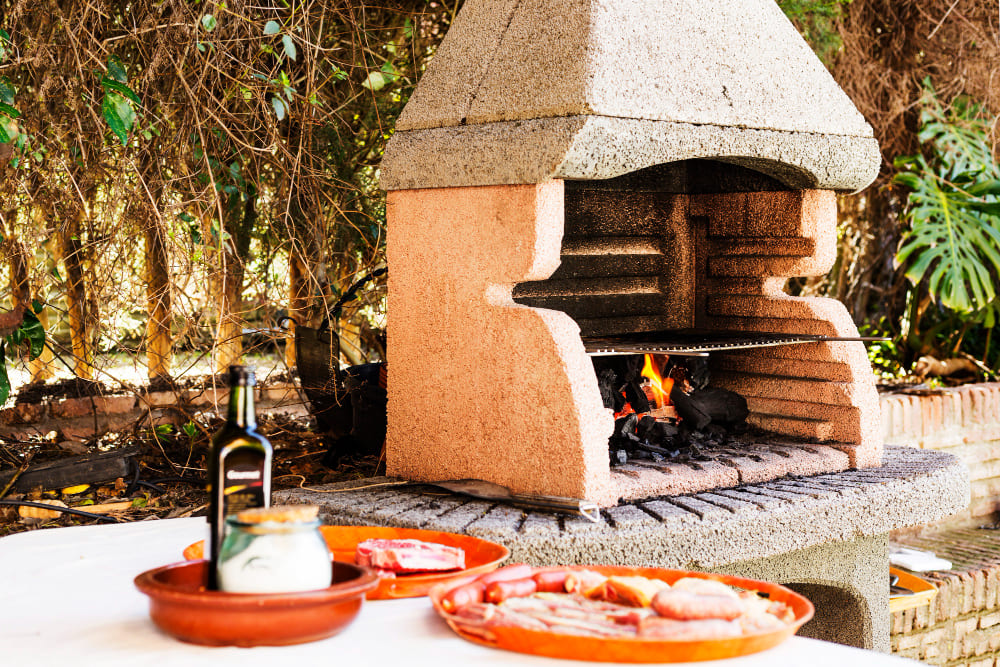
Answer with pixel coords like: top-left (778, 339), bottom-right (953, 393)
top-left (134, 559), bottom-right (380, 647)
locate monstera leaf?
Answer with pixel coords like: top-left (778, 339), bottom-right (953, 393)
top-left (894, 81), bottom-right (1000, 315)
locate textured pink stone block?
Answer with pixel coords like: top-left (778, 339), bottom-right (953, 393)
top-left (385, 182), bottom-right (616, 504)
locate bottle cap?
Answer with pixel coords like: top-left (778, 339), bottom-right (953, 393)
top-left (234, 504), bottom-right (320, 524)
top-left (227, 365), bottom-right (257, 387)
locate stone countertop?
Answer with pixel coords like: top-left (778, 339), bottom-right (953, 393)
top-left (278, 446), bottom-right (969, 569)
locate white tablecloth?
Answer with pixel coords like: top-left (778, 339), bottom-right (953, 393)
top-left (0, 518), bottom-right (918, 666)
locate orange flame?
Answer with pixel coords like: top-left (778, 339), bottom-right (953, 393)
top-left (641, 354), bottom-right (673, 409)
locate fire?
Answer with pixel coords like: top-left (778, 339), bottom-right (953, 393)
top-left (641, 354), bottom-right (673, 409)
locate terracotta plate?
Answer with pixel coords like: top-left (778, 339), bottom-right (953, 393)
top-left (184, 525), bottom-right (510, 600)
top-left (135, 559), bottom-right (379, 647)
top-left (429, 566), bottom-right (814, 663)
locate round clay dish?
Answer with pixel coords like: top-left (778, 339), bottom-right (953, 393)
top-left (134, 559), bottom-right (379, 646)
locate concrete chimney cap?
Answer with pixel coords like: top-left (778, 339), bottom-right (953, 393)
top-left (380, 0), bottom-right (880, 192)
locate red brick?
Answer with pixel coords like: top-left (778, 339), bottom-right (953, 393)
top-left (0, 402), bottom-right (45, 425)
top-left (50, 397), bottom-right (93, 419)
top-left (91, 395), bottom-right (135, 414)
top-left (921, 643), bottom-right (942, 661)
top-left (138, 391), bottom-right (180, 408)
top-left (922, 394), bottom-right (943, 441)
top-left (979, 611), bottom-right (1000, 637)
top-left (891, 611), bottom-right (906, 634)
top-left (975, 570), bottom-right (988, 609)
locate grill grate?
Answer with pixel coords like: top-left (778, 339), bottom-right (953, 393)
top-left (582, 330), bottom-right (886, 357)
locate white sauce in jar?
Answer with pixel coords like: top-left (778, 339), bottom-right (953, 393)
top-left (216, 505), bottom-right (331, 594)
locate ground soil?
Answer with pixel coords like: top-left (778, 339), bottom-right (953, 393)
top-left (0, 405), bottom-right (380, 538)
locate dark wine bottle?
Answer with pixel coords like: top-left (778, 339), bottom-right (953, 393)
top-left (207, 365), bottom-right (273, 589)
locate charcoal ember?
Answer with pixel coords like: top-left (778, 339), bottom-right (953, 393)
top-left (613, 388), bottom-right (628, 413)
top-left (621, 355), bottom-right (645, 384)
top-left (636, 415), bottom-right (658, 441)
top-left (614, 449), bottom-right (628, 465)
top-left (681, 357), bottom-right (711, 391)
top-left (597, 367), bottom-right (620, 410)
top-left (650, 420), bottom-right (679, 444)
top-left (623, 380), bottom-right (651, 414)
top-left (670, 384), bottom-right (748, 431)
top-left (615, 413), bottom-right (639, 438)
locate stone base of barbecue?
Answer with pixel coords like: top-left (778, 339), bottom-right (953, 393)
top-left (278, 446), bottom-right (969, 652)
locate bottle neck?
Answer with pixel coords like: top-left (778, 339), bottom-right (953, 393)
top-left (227, 385), bottom-right (257, 429)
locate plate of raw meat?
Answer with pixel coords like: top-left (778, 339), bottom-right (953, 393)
top-left (183, 525), bottom-right (510, 600)
top-left (428, 564), bottom-right (814, 663)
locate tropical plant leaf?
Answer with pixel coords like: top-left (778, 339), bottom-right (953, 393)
top-left (894, 80), bottom-right (1000, 314)
top-left (18, 309), bottom-right (45, 360)
top-left (0, 78), bottom-right (14, 105)
top-left (107, 56), bottom-right (128, 83)
top-left (102, 92), bottom-right (129, 145)
top-left (101, 78), bottom-right (141, 104)
top-left (271, 95), bottom-right (286, 120)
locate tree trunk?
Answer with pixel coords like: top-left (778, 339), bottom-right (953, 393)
top-left (59, 209), bottom-right (94, 380)
top-left (213, 190), bottom-right (255, 373)
top-left (138, 160), bottom-right (172, 380)
top-left (214, 252), bottom-right (245, 372)
top-left (285, 249), bottom-right (309, 369)
top-left (4, 233), bottom-right (53, 381)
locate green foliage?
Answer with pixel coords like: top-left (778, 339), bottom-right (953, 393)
top-left (0, 28), bottom-right (10, 62)
top-left (0, 306), bottom-right (47, 405)
top-left (860, 320), bottom-right (907, 380)
top-left (891, 80), bottom-right (1000, 369)
top-left (777, 0), bottom-right (850, 64)
top-left (100, 56), bottom-right (141, 146)
top-left (893, 80), bottom-right (1000, 317)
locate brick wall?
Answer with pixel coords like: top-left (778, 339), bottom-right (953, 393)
top-left (891, 528), bottom-right (1000, 666)
top-left (0, 383), bottom-right (306, 442)
top-left (884, 383), bottom-right (1000, 666)
top-left (882, 383), bottom-right (1000, 526)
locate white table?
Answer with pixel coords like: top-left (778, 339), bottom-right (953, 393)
top-left (0, 518), bottom-right (919, 666)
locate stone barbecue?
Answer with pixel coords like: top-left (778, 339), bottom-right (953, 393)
top-left (380, 0), bottom-right (883, 506)
top-left (286, 0), bottom-right (970, 651)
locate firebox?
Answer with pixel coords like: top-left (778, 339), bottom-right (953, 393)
top-left (380, 0), bottom-right (883, 506)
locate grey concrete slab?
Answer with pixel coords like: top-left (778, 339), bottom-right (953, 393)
top-left (398, 0), bottom-right (871, 138)
top-left (279, 447), bottom-right (968, 651)
top-left (381, 116), bottom-right (880, 192)
top-left (383, 0), bottom-right (881, 192)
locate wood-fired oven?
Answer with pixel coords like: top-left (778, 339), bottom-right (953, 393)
top-left (380, 0), bottom-right (884, 506)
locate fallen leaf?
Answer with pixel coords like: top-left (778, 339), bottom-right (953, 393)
top-left (19, 499), bottom-right (67, 523)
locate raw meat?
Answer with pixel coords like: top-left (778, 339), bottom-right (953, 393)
top-left (356, 538), bottom-right (465, 573)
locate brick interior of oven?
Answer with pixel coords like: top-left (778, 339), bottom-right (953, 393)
top-left (385, 161), bottom-right (881, 506)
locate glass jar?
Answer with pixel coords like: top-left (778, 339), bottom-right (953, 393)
top-left (217, 504), bottom-right (331, 594)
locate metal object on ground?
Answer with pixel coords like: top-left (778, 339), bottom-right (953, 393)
top-left (426, 479), bottom-right (601, 523)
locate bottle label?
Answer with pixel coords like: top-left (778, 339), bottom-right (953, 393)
top-left (222, 462), bottom-right (266, 515)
